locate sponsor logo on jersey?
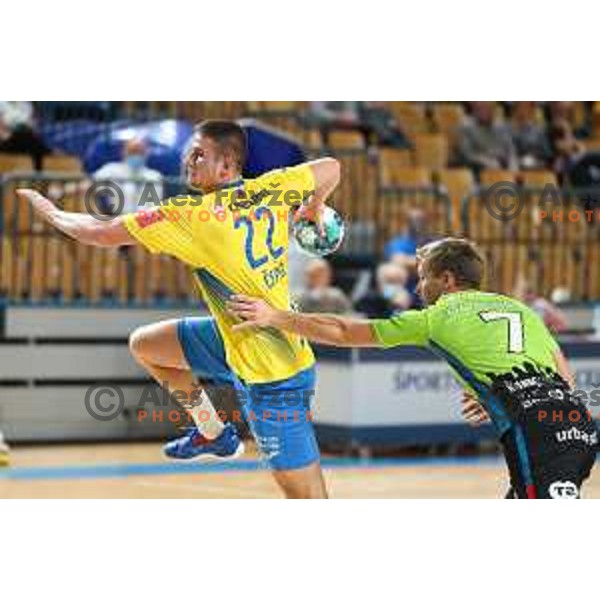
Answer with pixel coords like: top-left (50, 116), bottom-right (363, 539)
top-left (505, 376), bottom-right (544, 393)
top-left (548, 480), bottom-right (579, 499)
top-left (522, 396), bottom-right (552, 410)
top-left (548, 388), bottom-right (565, 401)
top-left (555, 426), bottom-right (598, 446)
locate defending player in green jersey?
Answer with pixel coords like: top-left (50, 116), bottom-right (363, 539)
top-left (227, 237), bottom-right (598, 499)
top-left (374, 290), bottom-right (560, 408)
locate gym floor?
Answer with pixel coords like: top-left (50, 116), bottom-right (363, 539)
top-left (2, 442), bottom-right (599, 498)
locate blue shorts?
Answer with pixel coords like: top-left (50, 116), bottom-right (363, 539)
top-left (177, 317), bottom-right (320, 471)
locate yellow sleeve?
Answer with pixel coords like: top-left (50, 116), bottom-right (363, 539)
top-left (256, 163), bottom-right (316, 210)
top-left (123, 199), bottom-right (198, 265)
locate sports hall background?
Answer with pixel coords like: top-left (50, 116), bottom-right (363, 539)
top-left (1, 100), bottom-right (599, 498)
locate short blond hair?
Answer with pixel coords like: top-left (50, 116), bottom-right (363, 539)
top-left (417, 237), bottom-right (485, 289)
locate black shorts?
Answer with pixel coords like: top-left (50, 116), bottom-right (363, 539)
top-left (502, 427), bottom-right (597, 499)
top-left (490, 363), bottom-right (598, 499)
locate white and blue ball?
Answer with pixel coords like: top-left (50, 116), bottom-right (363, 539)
top-left (293, 206), bottom-right (345, 257)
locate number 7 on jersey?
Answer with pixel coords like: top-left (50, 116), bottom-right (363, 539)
top-left (479, 311), bottom-right (524, 353)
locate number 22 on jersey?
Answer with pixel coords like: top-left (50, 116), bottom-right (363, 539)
top-left (234, 207), bottom-right (284, 269)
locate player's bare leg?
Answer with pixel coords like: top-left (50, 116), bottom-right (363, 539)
top-left (129, 319), bottom-right (224, 439)
top-left (272, 462), bottom-right (328, 499)
top-left (130, 318), bottom-right (326, 497)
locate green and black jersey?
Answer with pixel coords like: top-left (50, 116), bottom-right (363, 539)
top-left (371, 291), bottom-right (561, 434)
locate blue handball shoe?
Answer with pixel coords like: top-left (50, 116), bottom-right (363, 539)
top-left (162, 423), bottom-right (244, 462)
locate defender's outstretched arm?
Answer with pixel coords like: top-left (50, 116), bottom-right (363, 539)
top-left (17, 189), bottom-right (135, 247)
top-left (227, 294), bottom-right (377, 347)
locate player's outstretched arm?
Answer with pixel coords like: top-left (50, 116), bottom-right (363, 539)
top-left (17, 189), bottom-right (135, 247)
top-left (227, 294), bottom-right (378, 347)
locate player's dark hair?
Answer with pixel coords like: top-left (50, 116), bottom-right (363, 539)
top-left (195, 119), bottom-right (247, 170)
top-left (418, 238), bottom-right (485, 289)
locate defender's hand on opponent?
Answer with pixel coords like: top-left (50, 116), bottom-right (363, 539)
top-left (461, 390), bottom-right (489, 426)
top-left (227, 295), bottom-right (278, 330)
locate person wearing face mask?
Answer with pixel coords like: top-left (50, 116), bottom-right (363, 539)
top-left (384, 207), bottom-right (436, 303)
top-left (384, 208), bottom-right (432, 265)
top-left (93, 138), bottom-right (164, 214)
top-left (355, 262), bottom-right (413, 318)
top-left (379, 263), bottom-right (412, 310)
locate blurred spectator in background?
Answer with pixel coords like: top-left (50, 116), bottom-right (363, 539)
top-left (550, 286), bottom-right (572, 305)
top-left (564, 147), bottom-right (600, 212)
top-left (514, 275), bottom-right (568, 334)
top-left (457, 101), bottom-right (518, 174)
top-left (306, 102), bottom-right (364, 145)
top-left (547, 101), bottom-right (574, 125)
top-left (355, 262), bottom-right (413, 318)
top-left (93, 138), bottom-right (163, 214)
top-left (546, 101), bottom-right (589, 138)
top-left (384, 207), bottom-right (434, 305)
top-left (297, 258), bottom-right (352, 314)
top-left (0, 101), bottom-right (50, 170)
top-left (549, 119), bottom-right (586, 181)
top-left (384, 207), bottom-right (433, 267)
top-left (359, 102), bottom-right (411, 149)
top-left (36, 101), bottom-right (114, 122)
top-left (511, 101), bottom-right (552, 169)
top-left (308, 102), bottom-right (360, 128)
top-left (306, 102), bottom-right (411, 150)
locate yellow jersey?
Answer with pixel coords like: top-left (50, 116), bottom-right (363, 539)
top-left (123, 163), bottom-right (316, 384)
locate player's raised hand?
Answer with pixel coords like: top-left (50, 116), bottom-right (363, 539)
top-left (227, 295), bottom-right (278, 330)
top-left (294, 197), bottom-right (325, 235)
top-left (461, 390), bottom-right (489, 426)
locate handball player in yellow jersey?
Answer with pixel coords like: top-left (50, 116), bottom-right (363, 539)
top-left (18, 120), bottom-right (341, 498)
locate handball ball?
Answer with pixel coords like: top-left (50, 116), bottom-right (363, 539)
top-left (293, 206), bottom-right (345, 257)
